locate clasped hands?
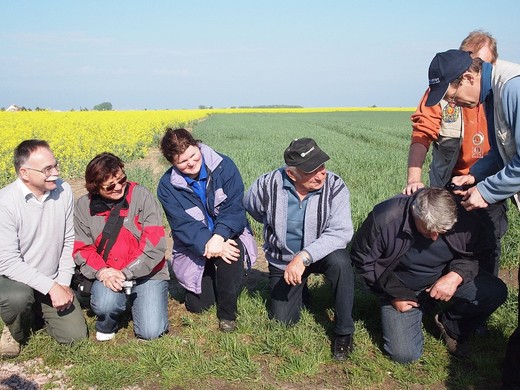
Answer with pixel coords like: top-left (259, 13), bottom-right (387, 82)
top-left (204, 234), bottom-right (240, 264)
top-left (97, 267), bottom-right (126, 292)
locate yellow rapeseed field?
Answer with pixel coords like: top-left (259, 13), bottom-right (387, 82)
top-left (0, 107), bottom-right (413, 187)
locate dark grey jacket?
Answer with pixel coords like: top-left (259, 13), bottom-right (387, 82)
top-left (350, 191), bottom-right (492, 301)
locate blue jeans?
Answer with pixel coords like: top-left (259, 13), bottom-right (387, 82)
top-left (380, 271), bottom-right (507, 364)
top-left (90, 278), bottom-right (169, 340)
top-left (268, 248), bottom-right (355, 336)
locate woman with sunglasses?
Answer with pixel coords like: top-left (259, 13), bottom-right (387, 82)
top-left (157, 128), bottom-right (257, 332)
top-left (73, 152), bottom-right (169, 341)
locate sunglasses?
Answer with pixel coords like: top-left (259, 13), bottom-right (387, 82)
top-left (100, 174), bottom-right (127, 192)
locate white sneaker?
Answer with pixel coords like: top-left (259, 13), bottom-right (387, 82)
top-left (0, 326), bottom-right (20, 358)
top-left (96, 331), bottom-right (115, 341)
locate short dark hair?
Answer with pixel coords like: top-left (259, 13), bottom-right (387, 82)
top-left (160, 128), bottom-right (201, 164)
top-left (14, 139), bottom-right (51, 173)
top-left (84, 152), bottom-right (125, 194)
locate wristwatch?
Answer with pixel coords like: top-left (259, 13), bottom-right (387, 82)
top-left (299, 251), bottom-right (312, 267)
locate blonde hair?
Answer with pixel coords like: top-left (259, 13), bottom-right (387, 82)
top-left (460, 29), bottom-right (498, 63)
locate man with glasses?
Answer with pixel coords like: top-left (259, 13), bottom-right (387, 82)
top-left (424, 49), bottom-right (520, 389)
top-left (404, 31), bottom-right (507, 279)
top-left (351, 188), bottom-right (507, 364)
top-left (244, 138), bottom-right (355, 361)
top-left (0, 139), bottom-right (87, 358)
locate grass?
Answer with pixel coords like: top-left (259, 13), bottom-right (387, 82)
top-left (1, 111), bottom-right (518, 389)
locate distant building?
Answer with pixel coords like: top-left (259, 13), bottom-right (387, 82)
top-left (6, 104), bottom-right (22, 112)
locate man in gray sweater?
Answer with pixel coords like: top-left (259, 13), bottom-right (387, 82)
top-left (244, 138), bottom-right (355, 361)
top-left (0, 140), bottom-right (87, 358)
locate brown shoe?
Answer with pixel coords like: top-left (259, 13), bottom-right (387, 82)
top-left (434, 314), bottom-right (470, 358)
top-left (219, 320), bottom-right (236, 333)
top-left (0, 326), bottom-right (20, 359)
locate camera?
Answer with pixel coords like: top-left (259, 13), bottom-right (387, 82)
top-left (122, 280), bottom-right (135, 295)
top-left (446, 182), bottom-right (470, 192)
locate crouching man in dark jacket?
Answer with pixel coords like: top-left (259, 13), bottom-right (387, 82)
top-left (350, 188), bottom-right (507, 364)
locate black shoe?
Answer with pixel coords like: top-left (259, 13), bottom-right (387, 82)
top-left (333, 334), bottom-right (353, 361)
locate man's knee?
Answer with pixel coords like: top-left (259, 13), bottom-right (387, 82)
top-left (48, 312), bottom-right (87, 344)
top-left (269, 301), bottom-right (301, 326)
top-left (322, 249), bottom-right (352, 271)
top-left (385, 342), bottom-right (422, 364)
top-left (0, 285), bottom-right (34, 320)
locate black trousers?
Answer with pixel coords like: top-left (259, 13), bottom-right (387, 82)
top-left (184, 242), bottom-right (244, 321)
top-left (268, 248), bottom-right (355, 336)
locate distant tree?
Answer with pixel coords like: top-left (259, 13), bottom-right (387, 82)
top-left (0, 107), bottom-right (5, 111)
top-left (93, 102), bottom-right (113, 111)
top-left (198, 105), bottom-right (208, 109)
top-left (35, 107), bottom-right (46, 111)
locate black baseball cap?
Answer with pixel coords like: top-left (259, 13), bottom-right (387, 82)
top-left (425, 49), bottom-right (473, 107)
top-left (284, 138), bottom-right (329, 173)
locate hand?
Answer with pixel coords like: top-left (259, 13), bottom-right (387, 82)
top-left (48, 283), bottom-right (74, 311)
top-left (403, 181), bottom-right (425, 195)
top-left (426, 272), bottom-right (463, 301)
top-left (220, 239), bottom-right (241, 264)
top-left (391, 299), bottom-right (419, 312)
top-left (450, 174), bottom-right (476, 195)
top-left (283, 254), bottom-right (306, 286)
top-left (451, 174), bottom-right (476, 187)
top-left (461, 186), bottom-right (489, 211)
top-left (97, 267), bottom-right (126, 292)
top-left (204, 234), bottom-right (225, 258)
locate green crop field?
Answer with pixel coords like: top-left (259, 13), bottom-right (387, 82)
top-left (194, 112), bottom-right (520, 270)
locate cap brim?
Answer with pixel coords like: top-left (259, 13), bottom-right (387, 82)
top-left (298, 151), bottom-right (330, 173)
top-left (425, 84), bottom-right (448, 107)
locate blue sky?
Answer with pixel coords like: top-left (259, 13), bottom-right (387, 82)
top-left (2, 1), bottom-right (520, 110)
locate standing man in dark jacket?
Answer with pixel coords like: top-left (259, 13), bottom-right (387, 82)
top-left (351, 188), bottom-right (507, 364)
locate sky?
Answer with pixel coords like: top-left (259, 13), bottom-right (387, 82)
top-left (2, 1), bottom-right (520, 111)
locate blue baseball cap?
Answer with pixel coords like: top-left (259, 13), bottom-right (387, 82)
top-left (425, 49), bottom-right (473, 107)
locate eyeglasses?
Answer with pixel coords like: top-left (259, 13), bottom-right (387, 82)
top-left (24, 162), bottom-right (59, 178)
top-left (99, 174), bottom-right (127, 192)
top-left (445, 82), bottom-right (461, 104)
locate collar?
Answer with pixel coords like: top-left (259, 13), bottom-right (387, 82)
top-left (183, 158), bottom-right (208, 185)
top-left (16, 177), bottom-right (50, 202)
top-left (401, 193), bottom-right (420, 239)
top-left (480, 62), bottom-right (493, 104)
top-left (89, 182), bottom-right (130, 215)
top-left (282, 169), bottom-right (324, 196)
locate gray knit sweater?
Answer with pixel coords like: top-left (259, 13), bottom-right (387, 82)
top-left (0, 178), bottom-right (75, 294)
top-left (244, 168), bottom-right (353, 270)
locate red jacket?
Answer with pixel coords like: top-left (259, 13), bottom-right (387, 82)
top-left (73, 182), bottom-right (168, 281)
